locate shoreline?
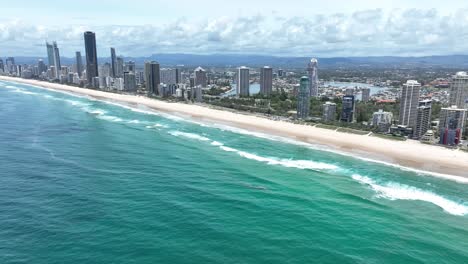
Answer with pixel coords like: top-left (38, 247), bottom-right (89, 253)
top-left (2, 76), bottom-right (468, 180)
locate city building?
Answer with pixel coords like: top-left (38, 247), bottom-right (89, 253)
top-left (399, 80), bottom-right (421, 130)
top-left (194, 67), bottom-right (207, 88)
top-left (37, 59), bottom-right (47, 75)
top-left (75, 51), bottom-right (83, 77)
top-left (372, 109), bottom-right (393, 133)
top-left (45, 41), bottom-right (61, 78)
top-left (237, 66), bottom-right (250, 97)
top-left (345, 88), bottom-right (354, 96)
top-left (144, 61), bottom-right (160, 95)
top-left (6, 57), bottom-right (15, 74)
top-left (46, 42), bottom-right (55, 67)
top-left (439, 106), bottom-right (467, 146)
top-left (84, 31), bottom-right (99, 85)
top-left (449, 71), bottom-right (468, 109)
top-left (307, 58), bottom-right (319, 97)
top-left (322, 102), bottom-right (336, 122)
top-left (123, 72), bottom-right (137, 91)
top-left (161, 68), bottom-right (180, 85)
top-left (125, 61), bottom-right (135, 72)
top-left (277, 69), bottom-right (284, 77)
top-left (361, 88), bottom-right (370, 102)
top-left (341, 95), bottom-right (355, 122)
top-left (110, 48), bottom-right (117, 77)
top-left (0, 59), bottom-right (4, 72)
top-left (297, 76), bottom-right (310, 119)
top-left (116, 57), bottom-right (124, 78)
top-left (259, 66), bottom-right (273, 96)
top-left (414, 100), bottom-right (432, 139)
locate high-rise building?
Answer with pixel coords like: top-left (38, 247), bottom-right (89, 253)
top-left (322, 102), bottom-right (336, 122)
top-left (0, 59), bottom-right (4, 72)
top-left (144, 61), bottom-right (160, 95)
top-left (372, 109), bottom-right (393, 132)
top-left (84, 31), bottom-right (99, 85)
top-left (439, 106), bottom-right (467, 146)
top-left (99, 63), bottom-right (111, 77)
top-left (75, 51), bottom-right (83, 77)
top-left (194, 67), bottom-right (207, 88)
top-left (46, 42), bottom-right (55, 67)
top-left (237, 66), bottom-right (250, 97)
top-left (297, 76), bottom-right (310, 119)
top-left (399, 80), bottom-right (421, 129)
top-left (125, 61), bottom-right (136, 72)
top-left (277, 69), bottom-right (284, 77)
top-left (449, 71), bottom-right (468, 109)
top-left (161, 68), bottom-right (180, 85)
top-left (45, 41), bottom-right (61, 78)
top-left (37, 59), bottom-right (47, 74)
top-left (345, 88), bottom-right (354, 96)
top-left (307, 58), bottom-right (319, 97)
top-left (116, 57), bottom-right (124, 78)
top-left (361, 88), bottom-right (370, 102)
top-left (414, 100), bottom-right (432, 139)
top-left (6, 57), bottom-right (15, 73)
top-left (341, 95), bottom-right (355, 122)
top-left (123, 71), bottom-right (137, 91)
top-left (260, 66), bottom-right (273, 96)
top-left (110, 48), bottom-right (117, 77)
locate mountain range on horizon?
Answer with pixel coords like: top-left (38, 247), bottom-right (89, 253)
top-left (5, 53), bottom-right (468, 69)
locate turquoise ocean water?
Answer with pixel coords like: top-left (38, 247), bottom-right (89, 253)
top-left (0, 80), bottom-right (467, 263)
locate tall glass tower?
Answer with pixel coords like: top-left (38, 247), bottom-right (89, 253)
top-left (84, 31), bottom-right (98, 85)
top-left (297, 76), bottom-right (310, 119)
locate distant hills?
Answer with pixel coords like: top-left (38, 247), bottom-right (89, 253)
top-left (7, 54), bottom-right (468, 69)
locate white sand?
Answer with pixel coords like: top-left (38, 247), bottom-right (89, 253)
top-left (2, 76), bottom-right (468, 181)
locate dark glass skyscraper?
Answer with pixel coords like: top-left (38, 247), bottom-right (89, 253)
top-left (84, 31), bottom-right (98, 85)
top-left (110, 47), bottom-right (116, 77)
top-left (144, 61), bottom-right (160, 95)
top-left (75, 51), bottom-right (83, 77)
top-left (260, 66), bottom-right (273, 96)
top-left (341, 95), bottom-right (355, 122)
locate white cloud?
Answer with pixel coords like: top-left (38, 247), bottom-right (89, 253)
top-left (1, 8), bottom-right (468, 57)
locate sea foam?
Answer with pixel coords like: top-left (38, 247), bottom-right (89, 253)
top-left (169, 131), bottom-right (210, 141)
top-left (352, 174), bottom-right (468, 216)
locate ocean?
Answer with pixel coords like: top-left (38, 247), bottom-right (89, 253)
top-left (0, 80), bottom-right (467, 263)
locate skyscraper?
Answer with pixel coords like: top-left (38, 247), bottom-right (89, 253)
top-left (6, 57), bottom-right (15, 74)
top-left (125, 61), bottom-right (135, 72)
top-left (439, 106), bottom-right (467, 146)
top-left (75, 51), bottom-right (83, 77)
top-left (361, 88), bottom-right (370, 102)
top-left (161, 68), bottom-right (180, 85)
top-left (237, 66), bottom-right (250, 97)
top-left (307, 58), bottom-right (319, 97)
top-left (399, 80), bottom-right (421, 130)
top-left (449, 71), bottom-right (468, 109)
top-left (46, 42), bottom-right (55, 67)
top-left (414, 100), bottom-right (432, 140)
top-left (123, 71), bottom-right (137, 91)
top-left (0, 59), bottom-right (5, 72)
top-left (116, 57), bottom-right (124, 78)
top-left (322, 102), bottom-right (336, 122)
top-left (297, 76), bottom-right (310, 119)
top-left (110, 47), bottom-right (117, 77)
top-left (259, 66), bottom-right (273, 96)
top-left (144, 61), bottom-right (160, 95)
top-left (84, 31), bottom-right (99, 85)
top-left (45, 41), bottom-right (61, 78)
top-left (341, 95), bottom-right (355, 122)
top-left (194, 67), bottom-right (207, 88)
top-left (37, 59), bottom-right (46, 74)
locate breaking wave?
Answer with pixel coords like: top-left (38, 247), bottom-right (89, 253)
top-left (352, 174), bottom-right (468, 216)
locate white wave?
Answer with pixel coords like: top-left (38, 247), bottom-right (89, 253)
top-left (127, 119), bottom-right (141, 124)
top-left (220, 146), bottom-right (237, 152)
top-left (202, 123), bottom-right (468, 184)
top-left (352, 174), bottom-right (468, 216)
top-left (145, 123), bottom-right (168, 129)
top-left (218, 145), bottom-right (338, 171)
top-left (211, 141), bottom-right (223, 146)
top-left (97, 115), bottom-right (124, 122)
top-left (11, 89), bottom-right (38, 95)
top-left (169, 131), bottom-right (210, 141)
top-left (5, 85), bottom-right (17, 89)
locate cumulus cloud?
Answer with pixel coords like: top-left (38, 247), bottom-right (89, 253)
top-left (1, 8), bottom-right (468, 57)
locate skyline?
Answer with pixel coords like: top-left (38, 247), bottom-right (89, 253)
top-left (1, 1), bottom-right (468, 57)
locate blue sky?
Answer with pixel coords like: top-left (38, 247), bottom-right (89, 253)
top-left (1, 0), bottom-right (468, 57)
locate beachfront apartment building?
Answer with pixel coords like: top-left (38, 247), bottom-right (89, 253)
top-left (449, 72), bottom-right (468, 109)
top-left (399, 80), bottom-right (421, 130)
top-left (297, 76), bottom-right (310, 119)
top-left (439, 106), bottom-right (467, 146)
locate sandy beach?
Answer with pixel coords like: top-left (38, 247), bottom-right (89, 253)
top-left (2, 76), bottom-right (468, 180)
